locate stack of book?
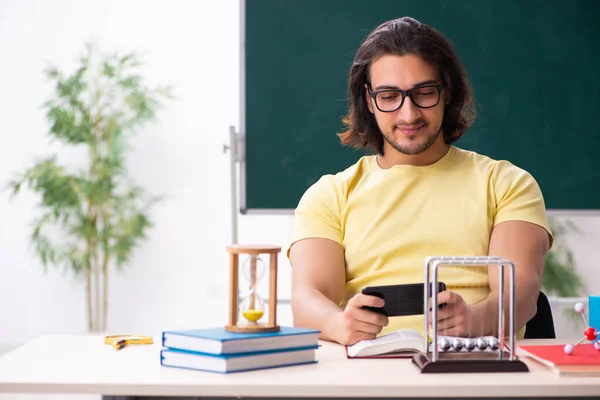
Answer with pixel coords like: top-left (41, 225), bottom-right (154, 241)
top-left (160, 326), bottom-right (320, 373)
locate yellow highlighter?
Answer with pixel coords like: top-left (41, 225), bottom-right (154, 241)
top-left (104, 335), bottom-right (153, 350)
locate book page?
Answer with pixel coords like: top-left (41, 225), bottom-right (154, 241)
top-left (347, 329), bottom-right (425, 358)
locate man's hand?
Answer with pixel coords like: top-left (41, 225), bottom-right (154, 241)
top-left (330, 293), bottom-right (389, 345)
top-left (429, 291), bottom-right (490, 337)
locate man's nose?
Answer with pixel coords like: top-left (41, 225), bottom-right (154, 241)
top-left (397, 96), bottom-right (422, 124)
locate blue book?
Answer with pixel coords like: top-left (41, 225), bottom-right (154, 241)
top-left (160, 345), bottom-right (318, 373)
top-left (161, 326), bottom-right (320, 355)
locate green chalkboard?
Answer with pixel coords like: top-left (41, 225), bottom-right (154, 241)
top-left (242, 0), bottom-right (599, 212)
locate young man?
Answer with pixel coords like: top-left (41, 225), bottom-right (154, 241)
top-left (287, 17), bottom-right (552, 346)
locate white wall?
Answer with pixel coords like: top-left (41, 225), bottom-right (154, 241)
top-left (0, 0), bottom-right (240, 346)
top-left (0, 0), bottom-right (598, 349)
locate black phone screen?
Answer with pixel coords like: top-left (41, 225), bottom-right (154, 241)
top-left (361, 282), bottom-right (447, 317)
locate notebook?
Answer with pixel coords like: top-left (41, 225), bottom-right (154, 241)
top-left (160, 346), bottom-right (318, 373)
top-left (161, 326), bottom-right (320, 355)
top-left (519, 344), bottom-right (600, 376)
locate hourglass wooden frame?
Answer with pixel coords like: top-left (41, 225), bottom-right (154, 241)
top-left (225, 244), bottom-right (281, 333)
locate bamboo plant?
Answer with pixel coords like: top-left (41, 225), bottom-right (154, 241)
top-left (7, 42), bottom-right (172, 332)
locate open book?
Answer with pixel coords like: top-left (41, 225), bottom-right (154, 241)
top-left (346, 329), bottom-right (426, 358)
top-left (346, 329), bottom-right (503, 358)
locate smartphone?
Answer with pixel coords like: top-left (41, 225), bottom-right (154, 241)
top-left (361, 282), bottom-right (447, 317)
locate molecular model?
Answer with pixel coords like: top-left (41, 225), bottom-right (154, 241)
top-left (564, 302), bottom-right (600, 355)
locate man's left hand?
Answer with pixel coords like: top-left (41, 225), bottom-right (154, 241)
top-left (429, 290), bottom-right (488, 337)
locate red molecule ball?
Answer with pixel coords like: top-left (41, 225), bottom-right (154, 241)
top-left (584, 327), bottom-right (597, 341)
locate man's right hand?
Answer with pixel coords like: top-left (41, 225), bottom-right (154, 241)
top-left (330, 293), bottom-right (389, 346)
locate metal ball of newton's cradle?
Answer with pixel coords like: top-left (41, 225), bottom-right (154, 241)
top-left (463, 338), bottom-right (476, 351)
top-left (476, 337), bottom-right (488, 350)
top-left (439, 337), bottom-right (452, 351)
top-left (488, 337), bottom-right (500, 351)
top-left (452, 338), bottom-right (464, 351)
top-left (438, 337), bottom-right (452, 351)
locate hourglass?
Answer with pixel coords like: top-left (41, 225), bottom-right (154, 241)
top-left (224, 244), bottom-right (281, 333)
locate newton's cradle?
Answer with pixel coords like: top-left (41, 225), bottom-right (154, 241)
top-left (412, 256), bottom-right (528, 373)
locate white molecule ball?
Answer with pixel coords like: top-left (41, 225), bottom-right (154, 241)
top-left (595, 341), bottom-right (600, 351)
top-left (564, 344), bottom-right (574, 355)
top-left (574, 302), bottom-right (585, 313)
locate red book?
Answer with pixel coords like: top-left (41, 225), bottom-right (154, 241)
top-left (519, 344), bottom-right (600, 376)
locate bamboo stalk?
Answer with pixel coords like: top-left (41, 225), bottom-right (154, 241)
top-left (94, 240), bottom-right (100, 331)
top-left (85, 200), bottom-right (94, 331)
top-left (85, 267), bottom-right (92, 331)
top-left (100, 172), bottom-right (110, 332)
top-left (102, 250), bottom-right (110, 331)
top-left (91, 93), bottom-right (101, 332)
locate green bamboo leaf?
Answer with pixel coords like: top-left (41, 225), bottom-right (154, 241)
top-left (119, 75), bottom-right (142, 89)
top-left (103, 61), bottom-right (116, 78)
top-left (119, 51), bottom-right (143, 69)
top-left (542, 216), bottom-right (584, 297)
top-left (43, 65), bottom-right (61, 79)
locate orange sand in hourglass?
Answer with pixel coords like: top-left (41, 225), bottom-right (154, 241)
top-left (242, 255), bottom-right (264, 323)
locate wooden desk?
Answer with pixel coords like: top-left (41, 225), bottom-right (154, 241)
top-left (0, 335), bottom-right (599, 399)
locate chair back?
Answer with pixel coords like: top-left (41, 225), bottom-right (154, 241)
top-left (524, 291), bottom-right (556, 339)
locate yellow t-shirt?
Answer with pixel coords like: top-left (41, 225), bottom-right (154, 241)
top-left (288, 146), bottom-right (552, 338)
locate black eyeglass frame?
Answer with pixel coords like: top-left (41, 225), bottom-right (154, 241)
top-left (367, 83), bottom-right (445, 112)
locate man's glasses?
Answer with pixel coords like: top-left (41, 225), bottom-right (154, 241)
top-left (368, 83), bottom-right (445, 112)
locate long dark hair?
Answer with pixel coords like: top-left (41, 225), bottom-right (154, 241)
top-left (338, 17), bottom-right (476, 154)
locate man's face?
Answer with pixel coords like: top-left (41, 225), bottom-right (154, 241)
top-left (367, 54), bottom-right (446, 155)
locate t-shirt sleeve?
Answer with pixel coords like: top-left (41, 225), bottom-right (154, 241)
top-left (287, 175), bottom-right (343, 258)
top-left (492, 160), bottom-right (554, 248)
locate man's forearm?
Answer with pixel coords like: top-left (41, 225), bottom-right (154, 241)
top-left (473, 276), bottom-right (540, 336)
top-left (484, 220), bottom-right (549, 337)
top-left (291, 287), bottom-right (343, 342)
top-left (511, 274), bottom-right (541, 330)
